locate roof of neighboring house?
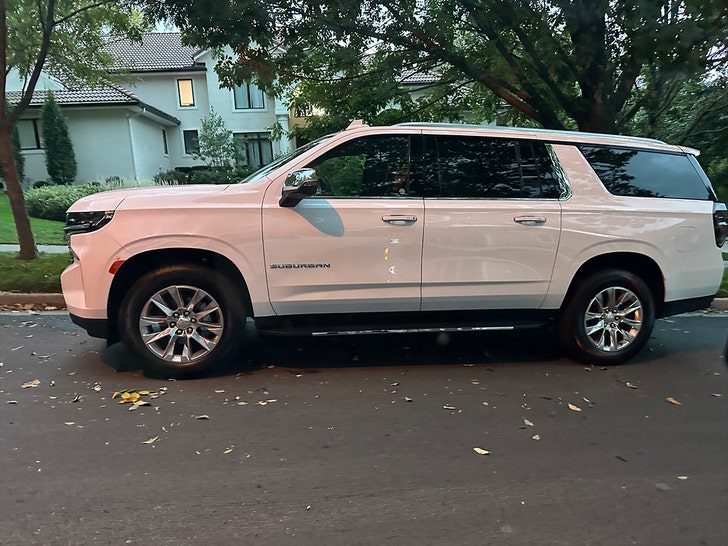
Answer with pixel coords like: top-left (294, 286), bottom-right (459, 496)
top-left (7, 88), bottom-right (180, 126)
top-left (105, 32), bottom-right (205, 73)
top-left (399, 70), bottom-right (440, 85)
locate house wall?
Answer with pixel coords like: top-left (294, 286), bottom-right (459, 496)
top-left (128, 114), bottom-right (174, 181)
top-left (19, 107), bottom-right (176, 185)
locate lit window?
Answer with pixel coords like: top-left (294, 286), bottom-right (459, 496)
top-left (233, 83), bottom-right (265, 109)
top-left (177, 79), bottom-right (195, 107)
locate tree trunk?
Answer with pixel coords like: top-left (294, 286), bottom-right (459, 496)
top-left (0, 121), bottom-right (38, 260)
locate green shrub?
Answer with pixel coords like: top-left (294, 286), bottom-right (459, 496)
top-left (41, 93), bottom-right (77, 184)
top-left (153, 169), bottom-right (189, 185)
top-left (25, 184), bottom-right (101, 221)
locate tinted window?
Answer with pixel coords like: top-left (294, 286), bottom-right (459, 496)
top-left (422, 136), bottom-right (561, 199)
top-left (578, 146), bottom-right (713, 200)
top-left (307, 135), bottom-right (412, 197)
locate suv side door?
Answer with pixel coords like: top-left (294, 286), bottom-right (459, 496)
top-left (262, 133), bottom-right (425, 315)
top-left (420, 134), bottom-right (564, 310)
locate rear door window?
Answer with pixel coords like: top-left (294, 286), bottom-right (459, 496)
top-left (578, 145), bottom-right (715, 200)
top-left (422, 135), bottom-right (562, 199)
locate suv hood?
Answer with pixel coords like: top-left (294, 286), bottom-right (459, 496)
top-left (66, 185), bottom-right (231, 214)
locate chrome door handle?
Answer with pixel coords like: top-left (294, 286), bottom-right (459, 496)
top-left (514, 216), bottom-right (546, 226)
top-left (382, 215), bottom-right (418, 225)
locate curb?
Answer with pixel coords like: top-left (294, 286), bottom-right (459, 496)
top-left (1, 292), bottom-right (727, 311)
top-left (0, 293), bottom-right (67, 306)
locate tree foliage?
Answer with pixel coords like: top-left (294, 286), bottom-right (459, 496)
top-left (41, 92), bottom-right (77, 184)
top-left (1, 0), bottom-right (145, 259)
top-left (194, 108), bottom-right (237, 169)
top-left (148, 0), bottom-right (726, 136)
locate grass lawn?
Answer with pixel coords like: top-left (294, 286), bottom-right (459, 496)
top-left (0, 194), bottom-right (65, 245)
top-left (0, 252), bottom-right (68, 292)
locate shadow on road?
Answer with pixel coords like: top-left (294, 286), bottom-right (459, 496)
top-left (99, 321), bottom-right (668, 379)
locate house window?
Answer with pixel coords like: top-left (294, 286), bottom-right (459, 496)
top-left (162, 129), bottom-right (168, 155)
top-left (16, 119), bottom-right (42, 149)
top-left (177, 79), bottom-right (195, 107)
top-left (233, 83), bottom-right (265, 109)
top-left (183, 130), bottom-right (199, 155)
top-left (234, 132), bottom-right (273, 169)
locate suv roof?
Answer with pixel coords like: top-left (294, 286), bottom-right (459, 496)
top-left (343, 120), bottom-right (698, 155)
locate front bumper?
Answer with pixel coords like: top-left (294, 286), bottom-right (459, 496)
top-left (69, 313), bottom-right (109, 339)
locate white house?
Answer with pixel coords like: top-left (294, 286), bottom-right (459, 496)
top-left (9, 32), bottom-right (294, 186)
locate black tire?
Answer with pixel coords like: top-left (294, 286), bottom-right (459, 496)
top-left (119, 264), bottom-right (246, 378)
top-left (557, 269), bottom-right (655, 366)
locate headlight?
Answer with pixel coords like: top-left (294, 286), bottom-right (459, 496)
top-left (64, 211), bottom-right (115, 240)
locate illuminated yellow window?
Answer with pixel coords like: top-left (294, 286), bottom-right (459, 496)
top-left (177, 79), bottom-right (195, 107)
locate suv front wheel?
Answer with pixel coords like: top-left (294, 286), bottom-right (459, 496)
top-left (557, 269), bottom-right (655, 366)
top-left (119, 264), bottom-right (246, 378)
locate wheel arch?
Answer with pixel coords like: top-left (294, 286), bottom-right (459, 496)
top-left (107, 248), bottom-right (252, 344)
top-left (561, 252), bottom-right (665, 317)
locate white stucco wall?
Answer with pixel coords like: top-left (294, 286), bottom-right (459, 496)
top-left (19, 107), bottom-right (175, 185)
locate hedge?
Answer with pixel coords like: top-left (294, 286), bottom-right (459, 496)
top-left (25, 183), bottom-right (101, 221)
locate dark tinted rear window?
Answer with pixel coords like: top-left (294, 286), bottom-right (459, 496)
top-left (578, 145), bottom-right (713, 200)
top-left (423, 136), bottom-right (562, 199)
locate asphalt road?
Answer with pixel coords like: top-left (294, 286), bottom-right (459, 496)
top-left (1, 312), bottom-right (726, 546)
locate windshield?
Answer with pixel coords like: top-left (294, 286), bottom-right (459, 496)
top-left (239, 135), bottom-right (334, 184)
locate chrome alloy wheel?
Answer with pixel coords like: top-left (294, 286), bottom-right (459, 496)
top-left (138, 285), bottom-right (224, 363)
top-left (583, 286), bottom-right (643, 353)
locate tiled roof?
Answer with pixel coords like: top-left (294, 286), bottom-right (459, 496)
top-left (7, 87), bottom-right (181, 125)
top-left (6, 87), bottom-right (139, 106)
top-left (104, 32), bottom-right (204, 72)
top-left (400, 70), bottom-right (440, 85)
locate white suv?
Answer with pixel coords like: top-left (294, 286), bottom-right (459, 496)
top-left (62, 121), bottom-right (727, 377)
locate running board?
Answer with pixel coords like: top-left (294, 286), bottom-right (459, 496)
top-left (255, 313), bottom-right (553, 337)
top-left (310, 324), bottom-right (521, 336)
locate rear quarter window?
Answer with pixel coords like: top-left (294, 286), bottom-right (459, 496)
top-left (578, 145), bottom-right (714, 200)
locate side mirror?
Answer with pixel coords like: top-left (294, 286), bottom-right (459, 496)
top-left (279, 168), bottom-right (319, 207)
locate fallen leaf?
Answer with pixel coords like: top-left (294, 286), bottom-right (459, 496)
top-left (64, 422), bottom-right (75, 426)
top-left (119, 392), bottom-right (140, 404)
top-left (710, 393), bottom-right (722, 397)
top-left (142, 436), bottom-right (158, 444)
top-left (532, 434), bottom-right (541, 441)
top-left (403, 397), bottom-right (413, 402)
top-left (665, 397), bottom-right (682, 406)
top-left (223, 447), bottom-right (234, 454)
top-left (568, 403), bottom-right (582, 412)
top-left (7, 400), bottom-right (18, 404)
top-left (215, 389), bottom-right (225, 394)
top-left (443, 405), bottom-right (457, 410)
top-left (193, 414), bottom-right (210, 420)
top-left (523, 419), bottom-right (534, 427)
top-left (473, 447), bottom-right (490, 455)
top-left (21, 379), bottom-right (40, 389)
top-left (481, 401), bottom-right (489, 406)
top-left (129, 403), bottom-right (139, 411)
top-left (677, 476), bottom-right (688, 480)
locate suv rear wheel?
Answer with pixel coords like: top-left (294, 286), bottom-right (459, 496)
top-left (558, 269), bottom-right (655, 366)
top-left (119, 265), bottom-right (246, 378)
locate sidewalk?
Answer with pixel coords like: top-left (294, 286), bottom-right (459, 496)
top-left (0, 244), bottom-right (68, 254)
